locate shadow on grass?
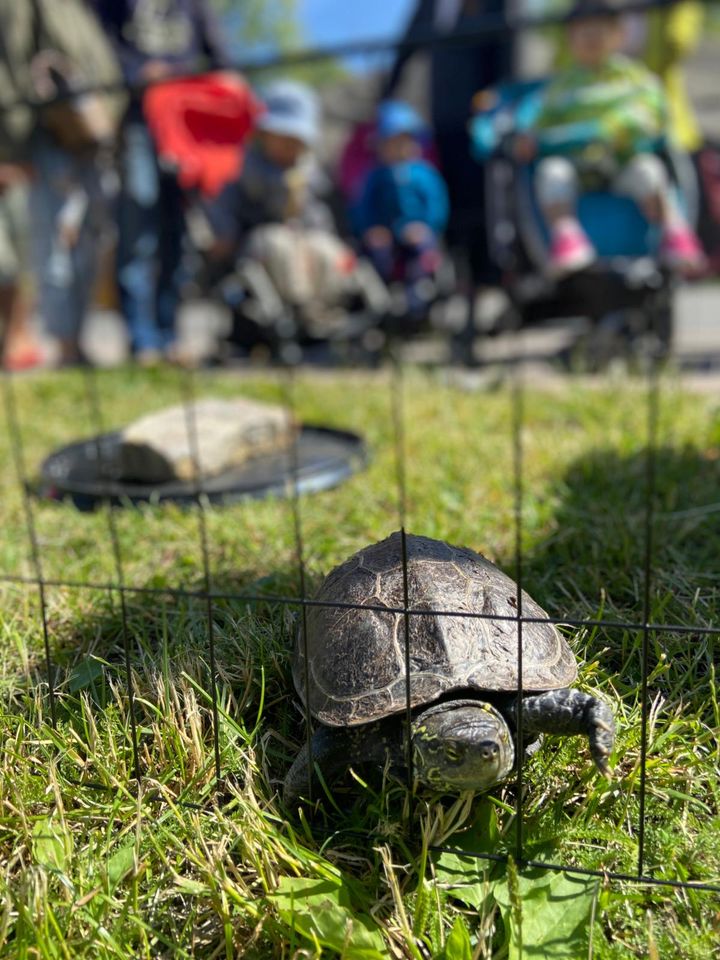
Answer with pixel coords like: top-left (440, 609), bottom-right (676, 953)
top-left (520, 442), bottom-right (720, 619)
top-left (3, 564), bottom-right (304, 804)
top-left (519, 443), bottom-right (720, 717)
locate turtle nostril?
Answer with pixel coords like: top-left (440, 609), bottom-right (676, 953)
top-left (481, 743), bottom-right (499, 760)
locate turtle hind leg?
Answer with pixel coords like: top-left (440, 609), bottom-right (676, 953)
top-left (283, 726), bottom-right (354, 808)
top-left (519, 688), bottom-right (615, 777)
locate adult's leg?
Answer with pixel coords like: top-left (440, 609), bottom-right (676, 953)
top-left (0, 188), bottom-right (24, 363)
top-left (156, 168), bottom-right (187, 353)
top-left (116, 120), bottom-right (163, 354)
top-left (29, 137), bottom-right (93, 364)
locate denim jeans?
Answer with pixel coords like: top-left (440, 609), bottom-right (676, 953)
top-left (116, 120), bottom-right (186, 353)
top-left (28, 133), bottom-right (103, 343)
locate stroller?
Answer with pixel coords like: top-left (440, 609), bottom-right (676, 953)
top-left (470, 78), bottom-right (701, 367)
top-left (143, 75), bottom-right (387, 363)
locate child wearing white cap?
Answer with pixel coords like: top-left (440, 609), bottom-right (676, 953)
top-left (207, 80), bottom-right (356, 313)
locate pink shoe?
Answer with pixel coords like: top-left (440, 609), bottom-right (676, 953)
top-left (548, 220), bottom-right (596, 276)
top-left (660, 225), bottom-right (707, 277)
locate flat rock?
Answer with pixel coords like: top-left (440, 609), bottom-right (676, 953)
top-left (116, 397), bottom-right (295, 483)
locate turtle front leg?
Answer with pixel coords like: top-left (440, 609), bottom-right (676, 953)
top-left (284, 726), bottom-right (352, 807)
top-left (284, 721), bottom-right (399, 807)
top-left (518, 688), bottom-right (615, 778)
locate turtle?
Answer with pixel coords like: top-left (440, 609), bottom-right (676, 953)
top-left (284, 532), bottom-right (615, 805)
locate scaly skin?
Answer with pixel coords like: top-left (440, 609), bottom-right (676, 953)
top-left (516, 687), bottom-right (615, 777)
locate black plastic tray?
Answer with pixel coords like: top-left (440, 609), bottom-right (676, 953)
top-left (39, 425), bottom-right (367, 511)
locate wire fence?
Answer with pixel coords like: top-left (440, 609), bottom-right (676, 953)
top-left (1, 0), bottom-right (720, 936)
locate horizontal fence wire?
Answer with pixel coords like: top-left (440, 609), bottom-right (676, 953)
top-left (0, 0), bottom-right (712, 105)
top-left (1, 0), bottom-right (718, 909)
top-left (1, 570), bottom-right (716, 636)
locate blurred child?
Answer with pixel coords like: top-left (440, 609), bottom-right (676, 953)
top-left (354, 101), bottom-right (449, 315)
top-left (207, 80), bottom-right (356, 316)
top-left (518, 0), bottom-right (704, 277)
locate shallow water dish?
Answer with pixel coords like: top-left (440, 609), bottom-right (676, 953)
top-left (39, 426), bottom-right (367, 511)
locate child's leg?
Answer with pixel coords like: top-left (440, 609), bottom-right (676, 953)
top-left (362, 226), bottom-right (395, 283)
top-left (303, 230), bottom-right (357, 306)
top-left (613, 154), bottom-right (705, 272)
top-left (535, 157), bottom-right (595, 275)
top-left (399, 226), bottom-right (441, 314)
top-left (400, 229), bottom-right (440, 284)
top-left (246, 224), bottom-right (309, 304)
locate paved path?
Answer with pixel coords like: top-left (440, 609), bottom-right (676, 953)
top-left (77, 281), bottom-right (720, 384)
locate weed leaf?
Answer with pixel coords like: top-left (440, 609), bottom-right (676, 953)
top-left (67, 656), bottom-right (105, 694)
top-left (493, 868), bottom-right (598, 958)
top-left (105, 842), bottom-right (136, 893)
top-left (272, 876), bottom-right (386, 957)
top-left (442, 916), bottom-right (473, 960)
top-left (32, 816), bottom-right (72, 873)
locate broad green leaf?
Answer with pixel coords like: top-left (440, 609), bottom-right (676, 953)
top-left (443, 916), bottom-right (473, 960)
top-left (272, 876), bottom-right (386, 958)
top-left (32, 816), bottom-right (73, 872)
top-left (493, 868), bottom-right (598, 959)
top-left (433, 847), bottom-right (494, 911)
top-left (67, 656), bottom-right (105, 694)
top-left (105, 842), bottom-right (136, 893)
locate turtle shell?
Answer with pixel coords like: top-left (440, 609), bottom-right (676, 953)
top-left (294, 532), bottom-right (577, 727)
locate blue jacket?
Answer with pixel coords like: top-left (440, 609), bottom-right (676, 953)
top-left (92, 0), bottom-right (228, 87)
top-left (354, 159), bottom-right (449, 238)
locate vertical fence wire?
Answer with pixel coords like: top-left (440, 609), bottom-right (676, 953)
top-left (280, 360), bottom-right (314, 803)
top-left (1, 372), bottom-right (57, 728)
top-left (390, 350), bottom-right (415, 818)
top-left (637, 350), bottom-right (660, 877)
top-left (510, 324), bottom-right (526, 866)
top-left (178, 367), bottom-right (222, 789)
top-left (82, 368), bottom-right (141, 783)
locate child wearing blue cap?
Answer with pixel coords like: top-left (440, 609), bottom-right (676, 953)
top-left (207, 80), bottom-right (356, 312)
top-left (354, 101), bottom-right (449, 315)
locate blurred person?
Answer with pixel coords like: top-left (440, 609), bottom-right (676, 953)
top-left (206, 81), bottom-right (357, 326)
top-left (93, 0), bottom-right (230, 365)
top-left (0, 0), bottom-right (123, 367)
top-left (555, 0), bottom-right (704, 151)
top-left (0, 165), bottom-right (43, 370)
top-left (383, 0), bottom-right (514, 288)
top-left (354, 100), bottom-right (449, 317)
top-left (518, 0), bottom-right (705, 277)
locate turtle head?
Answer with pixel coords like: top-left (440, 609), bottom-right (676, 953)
top-left (412, 699), bottom-right (515, 793)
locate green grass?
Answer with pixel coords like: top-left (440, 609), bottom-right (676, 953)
top-left (1, 365), bottom-right (719, 958)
